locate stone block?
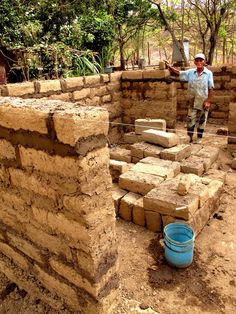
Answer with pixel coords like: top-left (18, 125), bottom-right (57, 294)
top-left (131, 162), bottom-right (175, 179)
top-left (142, 69), bottom-right (170, 79)
top-left (119, 171), bottom-right (163, 195)
top-left (47, 93), bottom-right (71, 101)
top-left (177, 174), bottom-right (192, 195)
top-left (0, 139), bottom-right (16, 160)
top-left (109, 160), bottom-right (133, 182)
top-left (161, 215), bottom-right (176, 227)
top-left (142, 129), bottom-right (179, 148)
top-left (39, 80), bottom-right (61, 93)
top-left (143, 144), bottom-right (164, 158)
top-left (144, 187), bottom-right (199, 220)
top-left (180, 156), bottom-right (205, 176)
top-left (145, 211), bottom-right (162, 232)
top-left (112, 185), bottom-right (128, 215)
top-left (123, 132), bottom-right (145, 144)
top-left (160, 144), bottom-right (191, 161)
top-left (133, 198), bottom-right (145, 226)
top-left (54, 106), bottom-right (109, 146)
top-left (122, 71), bottom-right (143, 80)
top-left (102, 94), bottom-right (112, 103)
top-left (110, 147), bottom-right (131, 163)
top-left (189, 181), bottom-right (209, 207)
top-left (135, 118), bottom-right (166, 134)
top-left (101, 74), bottom-right (110, 83)
top-left (119, 192), bottom-right (142, 221)
top-left (130, 142), bottom-right (148, 159)
top-left (140, 157), bottom-right (181, 177)
top-left (7, 82), bottom-right (35, 96)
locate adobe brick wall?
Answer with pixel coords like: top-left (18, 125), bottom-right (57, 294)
top-left (0, 97), bottom-right (119, 313)
top-left (177, 65), bottom-right (236, 123)
top-left (228, 102), bottom-right (236, 152)
top-left (0, 72), bottom-right (123, 144)
top-left (121, 70), bottom-right (177, 131)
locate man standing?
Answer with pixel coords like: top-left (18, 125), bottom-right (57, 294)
top-left (167, 53), bottom-right (214, 143)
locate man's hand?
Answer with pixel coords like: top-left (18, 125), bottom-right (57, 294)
top-left (203, 101), bottom-right (211, 110)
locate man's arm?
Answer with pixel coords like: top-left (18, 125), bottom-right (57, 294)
top-left (164, 61), bottom-right (180, 76)
top-left (203, 88), bottom-right (213, 110)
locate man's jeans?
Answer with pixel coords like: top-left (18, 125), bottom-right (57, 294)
top-left (187, 107), bottom-right (208, 140)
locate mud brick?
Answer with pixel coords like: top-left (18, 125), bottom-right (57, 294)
top-left (160, 144), bottom-right (191, 161)
top-left (144, 188), bottom-right (199, 220)
top-left (145, 211), bottom-right (162, 232)
top-left (0, 166), bottom-right (9, 183)
top-left (119, 170), bottom-right (163, 195)
top-left (84, 74), bottom-right (101, 86)
top-left (162, 215), bottom-right (176, 227)
top-left (0, 98), bottom-right (50, 134)
top-left (131, 162), bottom-right (175, 179)
top-left (189, 181), bottom-right (209, 207)
top-left (109, 159), bottom-right (132, 174)
top-left (142, 69), bottom-right (170, 79)
top-left (191, 199), bottom-right (211, 236)
top-left (0, 241), bottom-right (30, 270)
top-left (130, 142), bottom-right (147, 159)
top-left (142, 129), bottom-right (179, 148)
top-left (9, 168), bottom-right (57, 200)
top-left (135, 118), bottom-right (166, 134)
top-left (7, 232), bottom-right (44, 264)
top-left (133, 198), bottom-right (145, 226)
top-left (47, 93), bottom-right (71, 101)
top-left (25, 224), bottom-right (72, 261)
top-left (34, 264), bottom-right (80, 309)
top-left (195, 146), bottom-right (219, 165)
top-left (7, 82), bottom-right (35, 96)
top-left (20, 146), bottom-right (109, 178)
top-left (64, 77), bottom-right (84, 90)
top-left (122, 71), bottom-right (143, 80)
top-left (160, 176), bottom-right (181, 191)
top-left (177, 174), bottom-right (192, 195)
top-left (112, 185), bottom-right (128, 215)
top-left (140, 157), bottom-right (181, 177)
top-left (180, 156), bottom-right (205, 176)
top-left (119, 192), bottom-right (142, 221)
top-left (232, 158), bottom-right (236, 169)
top-left (207, 179), bottom-right (223, 200)
top-left (39, 80), bottom-right (61, 93)
top-left (110, 147), bottom-right (131, 163)
top-left (143, 144), bottom-right (163, 158)
top-left (53, 106), bottom-right (109, 146)
top-left (132, 157), bottom-right (140, 163)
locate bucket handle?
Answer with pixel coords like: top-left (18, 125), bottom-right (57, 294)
top-left (164, 240), bottom-right (194, 254)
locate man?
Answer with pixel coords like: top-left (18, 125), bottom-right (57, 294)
top-left (167, 53), bottom-right (214, 144)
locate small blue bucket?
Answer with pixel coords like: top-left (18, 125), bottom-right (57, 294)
top-left (164, 222), bottom-right (195, 268)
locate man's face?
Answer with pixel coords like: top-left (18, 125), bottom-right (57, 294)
top-left (194, 58), bottom-right (205, 69)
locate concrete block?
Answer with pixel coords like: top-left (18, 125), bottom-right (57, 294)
top-left (144, 187), bottom-right (199, 220)
top-left (145, 211), bottom-right (162, 232)
top-left (142, 129), bottom-right (179, 148)
top-left (110, 147), bottom-right (131, 163)
top-left (133, 198), bottom-right (145, 226)
top-left (119, 192), bottom-right (142, 221)
top-left (119, 170), bottom-right (163, 195)
top-left (0, 139), bottom-right (16, 160)
top-left (160, 144), bottom-right (191, 161)
top-left (135, 118), bottom-right (166, 134)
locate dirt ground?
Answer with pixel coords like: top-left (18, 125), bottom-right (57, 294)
top-left (0, 123), bottom-right (236, 314)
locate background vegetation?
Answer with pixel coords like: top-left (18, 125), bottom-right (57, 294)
top-left (0, 0), bottom-right (235, 80)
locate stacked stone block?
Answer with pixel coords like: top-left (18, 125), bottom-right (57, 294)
top-left (0, 98), bottom-right (119, 313)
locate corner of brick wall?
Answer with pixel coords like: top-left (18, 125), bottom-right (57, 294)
top-left (0, 97), bottom-right (119, 313)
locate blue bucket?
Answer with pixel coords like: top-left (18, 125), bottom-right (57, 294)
top-left (164, 222), bottom-right (195, 268)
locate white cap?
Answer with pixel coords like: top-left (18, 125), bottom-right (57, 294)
top-left (194, 53), bottom-right (205, 60)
